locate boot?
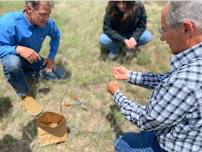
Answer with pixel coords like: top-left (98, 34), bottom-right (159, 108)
top-left (22, 95), bottom-right (43, 116)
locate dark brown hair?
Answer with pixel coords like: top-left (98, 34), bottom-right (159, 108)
top-left (106, 1), bottom-right (142, 23)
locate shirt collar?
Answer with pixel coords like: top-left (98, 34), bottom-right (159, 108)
top-left (21, 10), bottom-right (35, 28)
top-left (170, 42), bottom-right (202, 71)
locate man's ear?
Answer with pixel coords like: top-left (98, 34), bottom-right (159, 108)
top-left (183, 21), bottom-right (194, 34)
top-left (25, 4), bottom-right (32, 14)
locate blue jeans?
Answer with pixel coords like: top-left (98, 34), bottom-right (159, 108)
top-left (1, 54), bottom-right (45, 96)
top-left (99, 30), bottom-right (152, 55)
top-left (114, 131), bottom-right (167, 152)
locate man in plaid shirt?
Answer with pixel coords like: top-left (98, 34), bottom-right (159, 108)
top-left (108, 1), bottom-right (202, 152)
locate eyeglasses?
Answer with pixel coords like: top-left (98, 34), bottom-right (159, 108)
top-left (159, 28), bottom-right (165, 35)
top-left (159, 23), bottom-right (181, 36)
top-left (159, 27), bottom-right (172, 35)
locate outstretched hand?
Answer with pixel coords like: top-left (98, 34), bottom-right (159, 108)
top-left (112, 66), bottom-right (129, 80)
top-left (107, 81), bottom-right (120, 95)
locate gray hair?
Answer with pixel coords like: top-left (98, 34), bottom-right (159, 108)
top-left (167, 1), bottom-right (202, 31)
top-left (25, 0), bottom-right (54, 9)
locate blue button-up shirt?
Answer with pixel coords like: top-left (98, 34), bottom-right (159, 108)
top-left (113, 42), bottom-right (202, 151)
top-left (0, 11), bottom-right (60, 59)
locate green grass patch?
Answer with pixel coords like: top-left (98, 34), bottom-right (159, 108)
top-left (137, 51), bottom-right (151, 65)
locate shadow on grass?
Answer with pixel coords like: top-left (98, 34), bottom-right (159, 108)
top-left (54, 62), bottom-right (72, 80)
top-left (38, 63), bottom-right (71, 92)
top-left (38, 87), bottom-right (50, 95)
top-left (38, 64), bottom-right (71, 95)
top-left (0, 97), bottom-right (13, 120)
top-left (0, 119), bottom-right (37, 152)
top-left (106, 104), bottom-right (123, 138)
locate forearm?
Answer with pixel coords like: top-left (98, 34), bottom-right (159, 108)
top-left (48, 18), bottom-right (61, 60)
top-left (132, 7), bottom-right (147, 40)
top-left (0, 45), bottom-right (16, 58)
top-left (113, 81), bottom-right (194, 130)
top-left (132, 17), bottom-right (146, 40)
top-left (104, 29), bottom-right (125, 42)
top-left (132, 26), bottom-right (146, 40)
top-left (48, 37), bottom-right (60, 59)
top-left (128, 71), bottom-right (170, 89)
top-left (113, 91), bottom-right (153, 130)
top-left (113, 91), bottom-right (173, 131)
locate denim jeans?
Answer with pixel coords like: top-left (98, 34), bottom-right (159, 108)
top-left (114, 131), bottom-right (167, 152)
top-left (99, 30), bottom-right (152, 55)
top-left (1, 54), bottom-right (45, 96)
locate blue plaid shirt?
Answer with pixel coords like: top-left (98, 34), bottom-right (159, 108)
top-left (113, 42), bottom-right (202, 152)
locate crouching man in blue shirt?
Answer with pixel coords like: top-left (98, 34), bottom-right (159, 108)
top-left (0, 0), bottom-right (60, 116)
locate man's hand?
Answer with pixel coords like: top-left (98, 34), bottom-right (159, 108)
top-left (112, 66), bottom-right (129, 80)
top-left (16, 46), bottom-right (41, 64)
top-left (107, 81), bottom-right (120, 95)
top-left (44, 58), bottom-right (55, 72)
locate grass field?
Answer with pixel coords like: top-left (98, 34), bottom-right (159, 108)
top-left (0, 1), bottom-right (170, 152)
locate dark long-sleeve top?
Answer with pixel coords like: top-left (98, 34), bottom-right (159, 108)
top-left (103, 2), bottom-right (147, 43)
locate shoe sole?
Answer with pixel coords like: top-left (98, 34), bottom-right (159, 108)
top-left (23, 97), bottom-right (43, 116)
